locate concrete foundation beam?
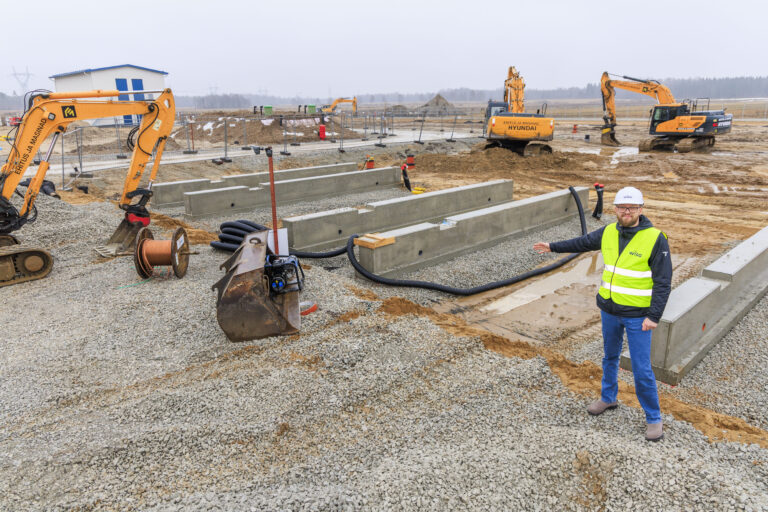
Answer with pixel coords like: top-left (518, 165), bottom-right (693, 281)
top-left (284, 180), bottom-right (515, 251)
top-left (152, 162), bottom-right (357, 207)
top-left (184, 167), bottom-right (400, 218)
top-left (621, 225), bottom-right (768, 384)
top-left (354, 187), bottom-right (588, 276)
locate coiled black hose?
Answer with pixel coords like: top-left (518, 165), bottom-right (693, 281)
top-left (344, 186), bottom-right (588, 296)
top-left (210, 219), bottom-right (269, 251)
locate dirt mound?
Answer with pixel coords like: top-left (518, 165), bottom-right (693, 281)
top-left (150, 213), bottom-right (218, 245)
top-left (421, 94), bottom-right (455, 114)
top-left (172, 115), bottom-right (360, 147)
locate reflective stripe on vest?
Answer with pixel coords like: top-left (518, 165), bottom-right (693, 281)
top-left (599, 223), bottom-right (661, 308)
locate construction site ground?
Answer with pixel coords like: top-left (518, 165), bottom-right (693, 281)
top-left (2, 119), bottom-right (768, 510)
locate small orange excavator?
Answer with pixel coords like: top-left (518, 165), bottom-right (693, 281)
top-left (0, 88), bottom-right (176, 287)
top-left (320, 97), bottom-right (357, 114)
top-left (600, 72), bottom-right (732, 152)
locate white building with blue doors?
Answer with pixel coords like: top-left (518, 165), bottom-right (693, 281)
top-left (49, 64), bottom-right (168, 125)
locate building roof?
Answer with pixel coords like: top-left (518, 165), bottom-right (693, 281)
top-left (49, 64), bottom-right (168, 79)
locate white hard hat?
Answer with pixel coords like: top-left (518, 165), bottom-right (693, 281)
top-left (613, 186), bottom-right (644, 205)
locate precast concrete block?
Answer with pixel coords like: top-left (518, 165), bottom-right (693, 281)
top-left (183, 167), bottom-right (400, 218)
top-left (621, 224), bottom-right (768, 384)
top-left (152, 179), bottom-right (227, 207)
top-left (284, 180), bottom-right (515, 251)
top-left (152, 162), bottom-right (357, 207)
top-left (220, 162), bottom-right (357, 188)
top-left (355, 187), bottom-right (588, 276)
top-left (183, 186), bottom-right (259, 217)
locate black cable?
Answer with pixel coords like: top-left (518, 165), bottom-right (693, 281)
top-left (290, 246), bottom-right (347, 258)
top-left (345, 186), bottom-right (588, 296)
top-left (134, 104), bottom-right (161, 156)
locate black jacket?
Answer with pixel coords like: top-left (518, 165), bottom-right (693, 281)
top-left (549, 215), bottom-right (672, 322)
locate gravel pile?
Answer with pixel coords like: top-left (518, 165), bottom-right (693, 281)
top-left (2, 192), bottom-right (767, 510)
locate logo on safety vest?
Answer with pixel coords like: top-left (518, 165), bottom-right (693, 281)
top-left (629, 250), bottom-right (643, 258)
top-left (62, 105), bottom-right (77, 118)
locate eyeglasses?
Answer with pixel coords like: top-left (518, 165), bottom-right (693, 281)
top-left (615, 206), bottom-right (641, 213)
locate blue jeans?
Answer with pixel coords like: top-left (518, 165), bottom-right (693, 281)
top-left (600, 311), bottom-right (662, 424)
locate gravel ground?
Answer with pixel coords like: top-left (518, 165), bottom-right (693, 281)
top-left (1, 193), bottom-right (767, 510)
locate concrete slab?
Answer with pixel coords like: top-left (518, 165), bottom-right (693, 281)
top-left (184, 167), bottom-right (400, 218)
top-left (284, 180), bottom-right (515, 251)
top-left (355, 187), bottom-right (589, 276)
top-left (621, 225), bottom-right (768, 384)
top-left (152, 162), bottom-right (357, 207)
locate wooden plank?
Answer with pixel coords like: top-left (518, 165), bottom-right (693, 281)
top-left (353, 233), bottom-right (395, 249)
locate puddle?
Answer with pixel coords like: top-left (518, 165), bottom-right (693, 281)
top-left (482, 255), bottom-right (601, 314)
top-left (436, 253), bottom-right (604, 342)
top-left (610, 147), bottom-right (639, 164)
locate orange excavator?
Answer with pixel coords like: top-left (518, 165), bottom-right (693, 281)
top-left (0, 88), bottom-right (176, 287)
top-left (321, 97), bottom-right (357, 114)
top-left (484, 66), bottom-right (555, 156)
top-left (600, 72), bottom-right (732, 152)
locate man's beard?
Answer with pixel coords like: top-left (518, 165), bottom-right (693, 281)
top-left (618, 215), bottom-right (638, 227)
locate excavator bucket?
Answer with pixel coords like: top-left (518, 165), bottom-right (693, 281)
top-left (601, 125), bottom-right (621, 146)
top-left (212, 231), bottom-right (300, 342)
top-left (94, 216), bottom-right (147, 257)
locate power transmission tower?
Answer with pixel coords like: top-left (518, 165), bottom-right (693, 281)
top-left (11, 66), bottom-right (33, 93)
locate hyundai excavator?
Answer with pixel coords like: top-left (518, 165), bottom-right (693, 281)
top-left (484, 66), bottom-right (555, 156)
top-left (320, 97), bottom-right (357, 114)
top-left (0, 88), bottom-right (175, 287)
top-left (600, 72), bottom-right (732, 152)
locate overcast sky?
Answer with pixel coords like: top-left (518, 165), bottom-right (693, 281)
top-left (4, 0), bottom-right (766, 98)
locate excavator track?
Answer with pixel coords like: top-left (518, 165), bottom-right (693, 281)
top-left (0, 238), bottom-right (54, 288)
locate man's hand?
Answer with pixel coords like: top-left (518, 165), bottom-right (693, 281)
top-left (642, 318), bottom-right (658, 331)
top-left (533, 242), bottom-right (551, 254)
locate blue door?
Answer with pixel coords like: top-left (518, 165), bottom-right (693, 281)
top-left (115, 78), bottom-right (133, 125)
top-left (131, 79), bottom-right (145, 126)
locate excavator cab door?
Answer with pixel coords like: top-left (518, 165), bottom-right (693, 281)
top-left (649, 106), bottom-right (672, 133)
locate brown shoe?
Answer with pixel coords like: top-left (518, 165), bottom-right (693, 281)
top-left (646, 422), bottom-right (664, 442)
top-left (587, 399), bottom-right (618, 416)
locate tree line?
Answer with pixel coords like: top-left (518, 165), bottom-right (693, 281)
top-left (1, 77), bottom-right (766, 111)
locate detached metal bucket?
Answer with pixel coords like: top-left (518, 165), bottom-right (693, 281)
top-left (212, 230), bottom-right (300, 342)
top-left (600, 125), bottom-right (621, 146)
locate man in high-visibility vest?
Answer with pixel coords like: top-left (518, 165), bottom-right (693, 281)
top-left (533, 186), bottom-right (672, 441)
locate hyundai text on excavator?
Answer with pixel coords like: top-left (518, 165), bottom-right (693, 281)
top-left (0, 88), bottom-right (175, 287)
top-left (484, 67), bottom-right (555, 156)
top-left (320, 97), bottom-right (357, 114)
top-left (600, 72), bottom-right (732, 152)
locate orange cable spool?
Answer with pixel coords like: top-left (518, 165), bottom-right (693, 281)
top-left (133, 227), bottom-right (191, 279)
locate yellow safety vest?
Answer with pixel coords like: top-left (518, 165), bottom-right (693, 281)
top-left (599, 224), bottom-right (663, 308)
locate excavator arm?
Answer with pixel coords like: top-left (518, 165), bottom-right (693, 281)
top-left (600, 72), bottom-right (675, 145)
top-left (0, 89), bottom-right (175, 236)
top-left (503, 66), bottom-right (525, 114)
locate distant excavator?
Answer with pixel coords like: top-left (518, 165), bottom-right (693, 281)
top-left (600, 72), bottom-right (732, 152)
top-left (321, 97), bottom-right (357, 114)
top-left (484, 66), bottom-right (554, 156)
top-left (0, 88), bottom-right (176, 287)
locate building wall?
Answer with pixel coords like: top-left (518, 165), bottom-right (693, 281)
top-left (52, 67), bottom-right (167, 125)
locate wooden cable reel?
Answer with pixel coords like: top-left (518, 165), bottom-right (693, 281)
top-left (133, 227), bottom-right (191, 278)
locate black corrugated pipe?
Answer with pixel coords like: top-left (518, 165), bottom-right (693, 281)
top-left (344, 186), bottom-right (588, 296)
